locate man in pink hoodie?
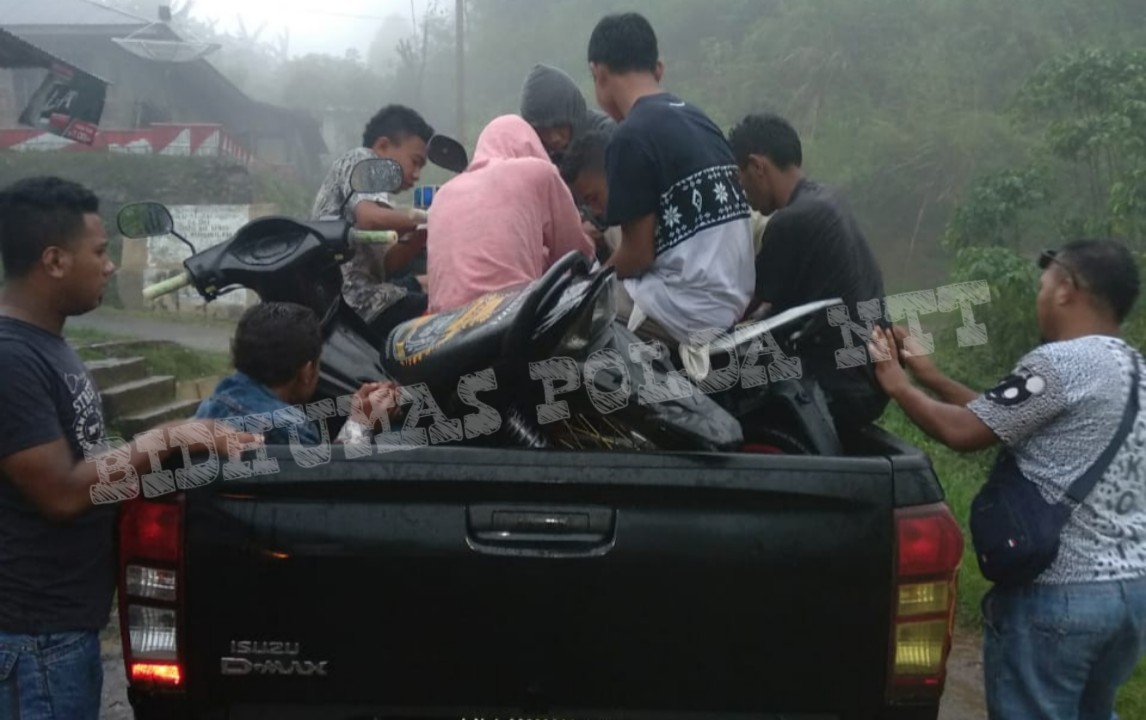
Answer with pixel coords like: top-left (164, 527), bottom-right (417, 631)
top-left (425, 114), bottom-right (596, 314)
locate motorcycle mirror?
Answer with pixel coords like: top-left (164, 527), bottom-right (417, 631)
top-left (117, 201), bottom-right (174, 239)
top-left (349, 158), bottom-right (406, 195)
top-left (427, 134), bottom-right (468, 173)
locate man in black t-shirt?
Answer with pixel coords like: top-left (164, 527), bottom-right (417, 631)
top-left (586, 13), bottom-right (756, 348)
top-left (0, 177), bottom-right (258, 719)
top-left (729, 113), bottom-right (889, 429)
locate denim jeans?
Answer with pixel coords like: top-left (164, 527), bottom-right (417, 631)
top-left (981, 576), bottom-right (1146, 720)
top-left (0, 630), bottom-right (102, 720)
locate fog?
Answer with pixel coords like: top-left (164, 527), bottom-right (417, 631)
top-left (98, 0), bottom-right (1146, 291)
top-left (176, 0), bottom-right (438, 58)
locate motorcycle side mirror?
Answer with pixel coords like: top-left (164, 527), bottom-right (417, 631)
top-left (427, 134), bottom-right (468, 173)
top-left (118, 201), bottom-right (174, 239)
top-left (349, 158), bottom-right (406, 195)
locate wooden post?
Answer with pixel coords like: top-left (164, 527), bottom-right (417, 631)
top-left (456, 0), bottom-right (465, 144)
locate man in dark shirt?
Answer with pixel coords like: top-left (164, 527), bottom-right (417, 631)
top-left (729, 113), bottom-right (889, 429)
top-left (0, 177), bottom-right (257, 719)
top-left (586, 12), bottom-right (756, 348)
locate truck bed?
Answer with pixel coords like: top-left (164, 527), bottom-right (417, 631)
top-left (121, 425), bottom-right (956, 720)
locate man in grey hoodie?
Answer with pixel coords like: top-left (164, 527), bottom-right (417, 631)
top-left (520, 63), bottom-right (616, 257)
top-left (520, 63), bottom-right (615, 163)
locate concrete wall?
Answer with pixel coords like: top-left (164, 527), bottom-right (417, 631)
top-left (119, 202), bottom-right (278, 319)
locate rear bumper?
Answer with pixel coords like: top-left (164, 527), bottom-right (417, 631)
top-left (127, 694), bottom-right (940, 720)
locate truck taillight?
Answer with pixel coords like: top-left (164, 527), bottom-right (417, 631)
top-left (887, 503), bottom-right (964, 705)
top-left (119, 497), bottom-right (185, 690)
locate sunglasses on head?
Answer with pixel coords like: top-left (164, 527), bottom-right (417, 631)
top-left (1038, 249), bottom-right (1084, 287)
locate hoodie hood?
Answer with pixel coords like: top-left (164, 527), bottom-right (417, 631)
top-left (468, 114), bottom-right (550, 171)
top-left (519, 64), bottom-right (616, 161)
top-left (520, 64), bottom-right (589, 131)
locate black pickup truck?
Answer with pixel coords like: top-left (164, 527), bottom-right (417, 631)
top-left (114, 422), bottom-right (964, 720)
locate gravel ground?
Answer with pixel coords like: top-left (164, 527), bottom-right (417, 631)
top-left (99, 613), bottom-right (132, 720)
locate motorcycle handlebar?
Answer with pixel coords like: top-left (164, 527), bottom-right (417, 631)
top-left (142, 271), bottom-right (191, 301)
top-left (140, 227), bottom-right (404, 302)
top-left (348, 229), bottom-right (400, 244)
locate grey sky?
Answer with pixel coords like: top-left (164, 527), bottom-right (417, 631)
top-left (184, 0), bottom-right (437, 58)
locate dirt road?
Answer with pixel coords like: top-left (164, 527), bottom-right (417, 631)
top-left (939, 631), bottom-right (989, 719)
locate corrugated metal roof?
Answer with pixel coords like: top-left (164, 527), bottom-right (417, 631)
top-left (0, 0), bottom-right (149, 28)
top-left (0, 25), bottom-right (111, 83)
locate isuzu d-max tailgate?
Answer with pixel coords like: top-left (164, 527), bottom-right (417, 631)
top-left (119, 439), bottom-right (961, 720)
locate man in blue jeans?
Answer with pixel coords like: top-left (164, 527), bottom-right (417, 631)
top-left (868, 238), bottom-right (1146, 719)
top-left (0, 177), bottom-right (258, 719)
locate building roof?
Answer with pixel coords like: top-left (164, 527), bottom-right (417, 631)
top-left (0, 25), bottom-right (111, 83)
top-left (0, 0), bottom-right (327, 160)
top-left (0, 0), bottom-right (150, 28)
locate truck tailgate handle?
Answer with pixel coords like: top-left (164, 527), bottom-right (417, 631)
top-left (466, 505), bottom-right (616, 558)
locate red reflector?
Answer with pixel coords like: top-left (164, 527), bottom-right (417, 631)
top-left (121, 500), bottom-right (181, 563)
top-left (896, 504), bottom-right (964, 578)
top-left (131, 662), bottom-right (182, 685)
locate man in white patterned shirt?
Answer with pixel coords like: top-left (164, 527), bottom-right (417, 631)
top-left (587, 12), bottom-right (755, 347)
top-left (869, 239), bottom-right (1146, 720)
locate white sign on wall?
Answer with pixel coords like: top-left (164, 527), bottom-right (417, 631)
top-left (145, 205), bottom-right (253, 308)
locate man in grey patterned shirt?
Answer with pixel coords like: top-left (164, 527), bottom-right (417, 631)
top-left (312, 105), bottom-right (434, 343)
top-left (869, 238), bottom-right (1145, 720)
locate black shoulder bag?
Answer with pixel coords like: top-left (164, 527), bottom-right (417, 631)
top-left (970, 350), bottom-right (1140, 586)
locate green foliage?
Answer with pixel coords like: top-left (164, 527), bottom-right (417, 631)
top-left (944, 167), bottom-right (1051, 250)
top-left (942, 246), bottom-right (1040, 387)
top-left (1005, 48), bottom-right (1146, 242)
top-left (939, 47), bottom-right (1146, 386)
top-left (73, 337), bottom-right (232, 382)
top-left (1111, 168), bottom-right (1146, 241)
top-left (1014, 48), bottom-right (1146, 162)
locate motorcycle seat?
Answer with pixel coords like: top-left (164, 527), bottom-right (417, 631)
top-left (382, 286), bottom-right (531, 386)
top-left (381, 251), bottom-right (593, 387)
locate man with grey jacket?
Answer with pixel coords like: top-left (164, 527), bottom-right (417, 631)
top-left (520, 63), bottom-right (615, 163)
top-left (520, 63), bottom-right (617, 261)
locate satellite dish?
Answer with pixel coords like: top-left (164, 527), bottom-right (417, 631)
top-left (112, 22), bottom-right (221, 63)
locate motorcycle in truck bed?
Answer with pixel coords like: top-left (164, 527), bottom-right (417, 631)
top-left (111, 149), bottom-right (965, 720)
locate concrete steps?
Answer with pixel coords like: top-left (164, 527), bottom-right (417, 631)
top-left (119, 398), bottom-right (204, 439)
top-left (80, 344), bottom-right (209, 439)
top-left (86, 357), bottom-right (148, 389)
top-left (100, 375), bottom-right (177, 420)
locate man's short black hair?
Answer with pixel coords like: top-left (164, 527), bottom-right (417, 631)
top-left (362, 104), bottom-right (434, 148)
top-left (728, 113), bottom-right (803, 170)
top-left (560, 130), bottom-right (609, 185)
top-left (0, 176), bottom-right (100, 280)
top-left (1056, 239), bottom-right (1141, 323)
top-left (232, 302), bottom-right (323, 387)
top-left (587, 12), bottom-right (659, 74)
